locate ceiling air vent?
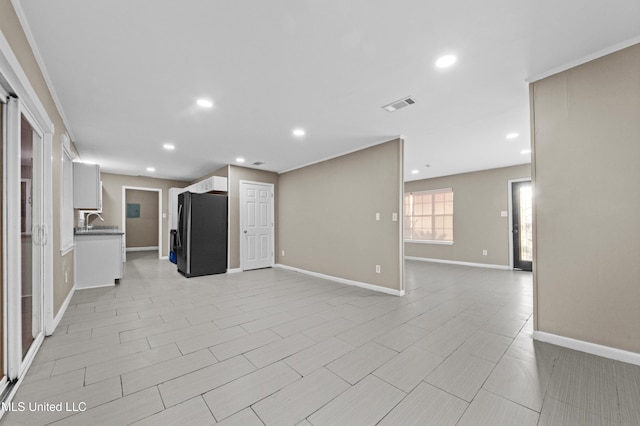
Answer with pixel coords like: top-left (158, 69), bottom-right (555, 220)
top-left (382, 96), bottom-right (416, 112)
top-left (252, 161), bottom-right (265, 166)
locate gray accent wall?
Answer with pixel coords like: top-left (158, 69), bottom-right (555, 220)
top-left (531, 43), bottom-right (640, 353)
top-left (405, 164), bottom-right (530, 267)
top-left (277, 139), bottom-right (404, 292)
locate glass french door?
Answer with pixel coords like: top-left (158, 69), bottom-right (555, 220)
top-left (5, 97), bottom-right (45, 381)
top-left (0, 96), bottom-right (5, 391)
top-left (512, 180), bottom-right (533, 271)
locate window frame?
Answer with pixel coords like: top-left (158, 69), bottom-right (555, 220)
top-left (60, 141), bottom-right (74, 255)
top-left (403, 187), bottom-right (454, 244)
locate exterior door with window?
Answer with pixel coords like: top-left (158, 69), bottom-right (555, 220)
top-left (4, 98), bottom-right (47, 382)
top-left (240, 181), bottom-right (274, 271)
top-left (512, 181), bottom-right (533, 271)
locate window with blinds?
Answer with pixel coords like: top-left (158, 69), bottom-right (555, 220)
top-left (404, 188), bottom-right (454, 242)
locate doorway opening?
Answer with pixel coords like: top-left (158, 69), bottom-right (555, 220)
top-left (121, 186), bottom-right (162, 261)
top-left (509, 179), bottom-right (533, 271)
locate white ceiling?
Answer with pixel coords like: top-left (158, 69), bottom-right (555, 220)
top-left (15, 0), bottom-right (640, 182)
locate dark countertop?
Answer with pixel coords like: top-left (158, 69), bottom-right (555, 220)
top-left (74, 226), bottom-right (124, 236)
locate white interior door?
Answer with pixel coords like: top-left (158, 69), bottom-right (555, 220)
top-left (240, 181), bottom-right (274, 271)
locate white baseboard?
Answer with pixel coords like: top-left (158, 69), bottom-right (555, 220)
top-left (74, 283), bottom-right (116, 290)
top-left (275, 264), bottom-right (405, 296)
top-left (404, 256), bottom-right (509, 270)
top-left (46, 286), bottom-right (75, 335)
top-left (126, 246), bottom-right (159, 252)
top-left (226, 268), bottom-right (242, 274)
top-left (533, 331), bottom-right (640, 366)
top-left (159, 256), bottom-right (168, 260)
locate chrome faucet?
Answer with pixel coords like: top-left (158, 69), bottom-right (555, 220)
top-left (85, 212), bottom-right (104, 228)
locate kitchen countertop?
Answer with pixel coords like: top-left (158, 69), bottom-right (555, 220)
top-left (74, 226), bottom-right (124, 236)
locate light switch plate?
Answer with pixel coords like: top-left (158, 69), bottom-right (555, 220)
top-left (392, 213), bottom-right (398, 221)
top-left (501, 211), bottom-right (508, 217)
top-left (376, 213), bottom-right (380, 221)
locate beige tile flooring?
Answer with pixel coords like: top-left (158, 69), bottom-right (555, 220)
top-left (2, 252), bottom-right (639, 425)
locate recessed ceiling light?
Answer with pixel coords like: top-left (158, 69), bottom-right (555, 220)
top-left (292, 128), bottom-right (305, 137)
top-left (235, 157), bottom-right (245, 163)
top-left (521, 149), bottom-right (531, 155)
top-left (146, 167), bottom-right (155, 172)
top-left (196, 99), bottom-right (213, 108)
top-left (411, 170), bottom-right (419, 174)
top-left (435, 54), bottom-right (457, 69)
top-left (506, 133), bottom-right (519, 140)
top-left (163, 143), bottom-right (175, 150)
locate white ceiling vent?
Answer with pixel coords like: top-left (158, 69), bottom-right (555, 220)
top-left (382, 96), bottom-right (416, 112)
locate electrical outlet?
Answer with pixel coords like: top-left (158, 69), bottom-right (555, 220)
top-left (375, 265), bottom-right (381, 273)
top-left (482, 250), bottom-right (488, 256)
top-left (375, 213), bottom-right (380, 221)
top-left (281, 250), bottom-right (285, 256)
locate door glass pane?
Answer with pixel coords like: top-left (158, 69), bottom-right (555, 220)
top-left (519, 185), bottom-right (533, 262)
top-left (20, 114), bottom-right (41, 360)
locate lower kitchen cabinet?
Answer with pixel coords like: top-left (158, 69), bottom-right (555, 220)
top-left (75, 233), bottom-right (124, 288)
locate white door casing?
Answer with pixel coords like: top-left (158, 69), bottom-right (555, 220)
top-left (240, 181), bottom-right (274, 271)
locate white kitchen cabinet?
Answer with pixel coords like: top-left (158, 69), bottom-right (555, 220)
top-left (184, 176), bottom-right (227, 194)
top-left (75, 232), bottom-right (123, 288)
top-left (73, 162), bottom-right (102, 209)
top-left (197, 176), bottom-right (227, 192)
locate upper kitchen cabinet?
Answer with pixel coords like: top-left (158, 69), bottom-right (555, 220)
top-left (196, 176), bottom-right (228, 193)
top-left (73, 162), bottom-right (102, 210)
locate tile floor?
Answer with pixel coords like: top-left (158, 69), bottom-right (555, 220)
top-left (2, 252), bottom-right (639, 425)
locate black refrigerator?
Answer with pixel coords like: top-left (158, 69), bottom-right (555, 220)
top-left (177, 192), bottom-right (227, 277)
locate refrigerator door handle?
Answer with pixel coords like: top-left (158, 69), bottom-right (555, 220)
top-left (177, 205), bottom-right (182, 247)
